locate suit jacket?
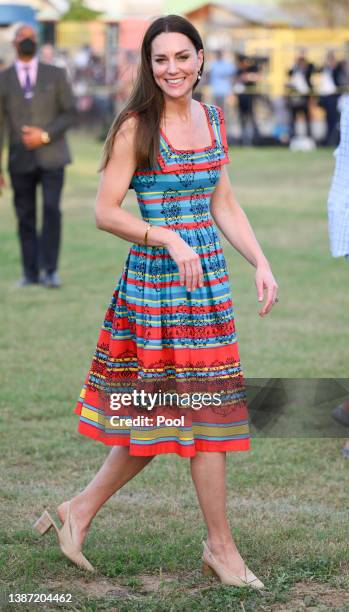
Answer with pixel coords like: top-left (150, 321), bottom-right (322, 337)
top-left (0, 60), bottom-right (76, 173)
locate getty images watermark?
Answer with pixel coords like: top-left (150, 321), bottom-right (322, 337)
top-left (105, 379), bottom-right (349, 435)
top-left (108, 390), bottom-right (223, 427)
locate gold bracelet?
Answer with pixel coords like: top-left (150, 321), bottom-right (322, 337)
top-left (144, 223), bottom-right (152, 246)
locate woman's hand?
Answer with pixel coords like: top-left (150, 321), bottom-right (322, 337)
top-left (166, 234), bottom-right (204, 292)
top-left (255, 262), bottom-right (279, 317)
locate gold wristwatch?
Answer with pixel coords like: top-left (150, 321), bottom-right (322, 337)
top-left (41, 131), bottom-right (51, 144)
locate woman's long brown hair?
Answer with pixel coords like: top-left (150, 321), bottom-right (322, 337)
top-left (99, 15), bottom-right (204, 172)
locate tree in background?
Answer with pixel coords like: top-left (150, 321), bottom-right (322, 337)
top-left (61, 0), bottom-right (101, 21)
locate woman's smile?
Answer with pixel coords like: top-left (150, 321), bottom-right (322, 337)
top-left (165, 77), bottom-right (185, 86)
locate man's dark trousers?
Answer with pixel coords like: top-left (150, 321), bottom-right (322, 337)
top-left (10, 166), bottom-right (65, 282)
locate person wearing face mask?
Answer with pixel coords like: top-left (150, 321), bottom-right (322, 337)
top-left (0, 24), bottom-right (75, 288)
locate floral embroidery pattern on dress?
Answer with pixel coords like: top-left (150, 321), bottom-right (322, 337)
top-left (190, 187), bottom-right (208, 221)
top-left (161, 188), bottom-right (183, 226)
top-left (135, 172), bottom-right (157, 189)
top-left (175, 152), bottom-right (195, 187)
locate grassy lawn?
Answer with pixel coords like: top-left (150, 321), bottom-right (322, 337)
top-left (0, 132), bottom-right (348, 611)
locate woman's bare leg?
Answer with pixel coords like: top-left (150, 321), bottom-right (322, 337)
top-left (190, 451), bottom-right (246, 576)
top-left (57, 446), bottom-right (154, 547)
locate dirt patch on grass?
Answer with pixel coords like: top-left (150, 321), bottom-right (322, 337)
top-left (46, 578), bottom-right (133, 600)
top-left (272, 580), bottom-right (349, 610)
top-left (46, 572), bottom-right (181, 602)
top-left (137, 573), bottom-right (179, 593)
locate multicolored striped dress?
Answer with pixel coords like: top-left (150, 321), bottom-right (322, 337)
top-left (74, 102), bottom-right (250, 457)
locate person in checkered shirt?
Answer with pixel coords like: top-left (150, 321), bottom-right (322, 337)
top-left (327, 95), bottom-right (349, 261)
top-left (327, 95), bottom-right (349, 458)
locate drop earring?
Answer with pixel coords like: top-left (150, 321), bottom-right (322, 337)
top-left (197, 71), bottom-right (202, 80)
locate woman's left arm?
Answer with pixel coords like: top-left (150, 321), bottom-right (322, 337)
top-left (210, 166), bottom-right (279, 317)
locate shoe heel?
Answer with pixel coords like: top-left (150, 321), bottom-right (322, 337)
top-left (33, 510), bottom-right (57, 535)
top-left (202, 561), bottom-right (216, 576)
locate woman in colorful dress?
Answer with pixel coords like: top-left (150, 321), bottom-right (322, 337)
top-left (34, 15), bottom-right (278, 589)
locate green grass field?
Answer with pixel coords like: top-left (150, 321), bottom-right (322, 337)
top-left (0, 133), bottom-right (348, 611)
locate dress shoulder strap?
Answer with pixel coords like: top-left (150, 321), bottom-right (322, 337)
top-left (202, 103), bottom-right (229, 152)
top-left (201, 103), bottom-right (230, 166)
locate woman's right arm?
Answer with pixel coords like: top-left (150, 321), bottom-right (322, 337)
top-left (95, 116), bottom-right (204, 292)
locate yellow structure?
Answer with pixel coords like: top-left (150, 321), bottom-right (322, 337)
top-left (244, 28), bottom-right (349, 97)
top-left (56, 21), bottom-right (106, 54)
top-left (185, 3), bottom-right (349, 98)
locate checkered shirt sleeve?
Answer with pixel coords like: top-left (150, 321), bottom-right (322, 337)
top-left (327, 97), bottom-right (349, 257)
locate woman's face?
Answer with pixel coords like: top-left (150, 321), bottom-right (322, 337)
top-left (150, 32), bottom-right (203, 99)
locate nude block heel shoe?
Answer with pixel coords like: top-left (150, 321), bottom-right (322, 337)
top-left (202, 560), bottom-right (217, 576)
top-left (202, 540), bottom-right (265, 590)
top-left (33, 502), bottom-right (95, 572)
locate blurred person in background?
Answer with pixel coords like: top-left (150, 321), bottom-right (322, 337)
top-left (286, 50), bottom-right (315, 140)
top-left (73, 44), bottom-right (91, 80)
top-left (208, 49), bottom-right (235, 115)
top-left (115, 49), bottom-right (139, 110)
top-left (0, 24), bottom-right (75, 288)
top-left (40, 43), bottom-right (71, 76)
top-left (234, 53), bottom-right (261, 145)
top-left (318, 51), bottom-right (348, 147)
top-left (40, 43), bottom-right (56, 65)
top-left (327, 96), bottom-right (349, 458)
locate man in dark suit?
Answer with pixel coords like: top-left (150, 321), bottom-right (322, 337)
top-left (0, 24), bottom-right (76, 287)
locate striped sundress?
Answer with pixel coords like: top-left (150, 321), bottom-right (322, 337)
top-left (74, 102), bottom-right (251, 457)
